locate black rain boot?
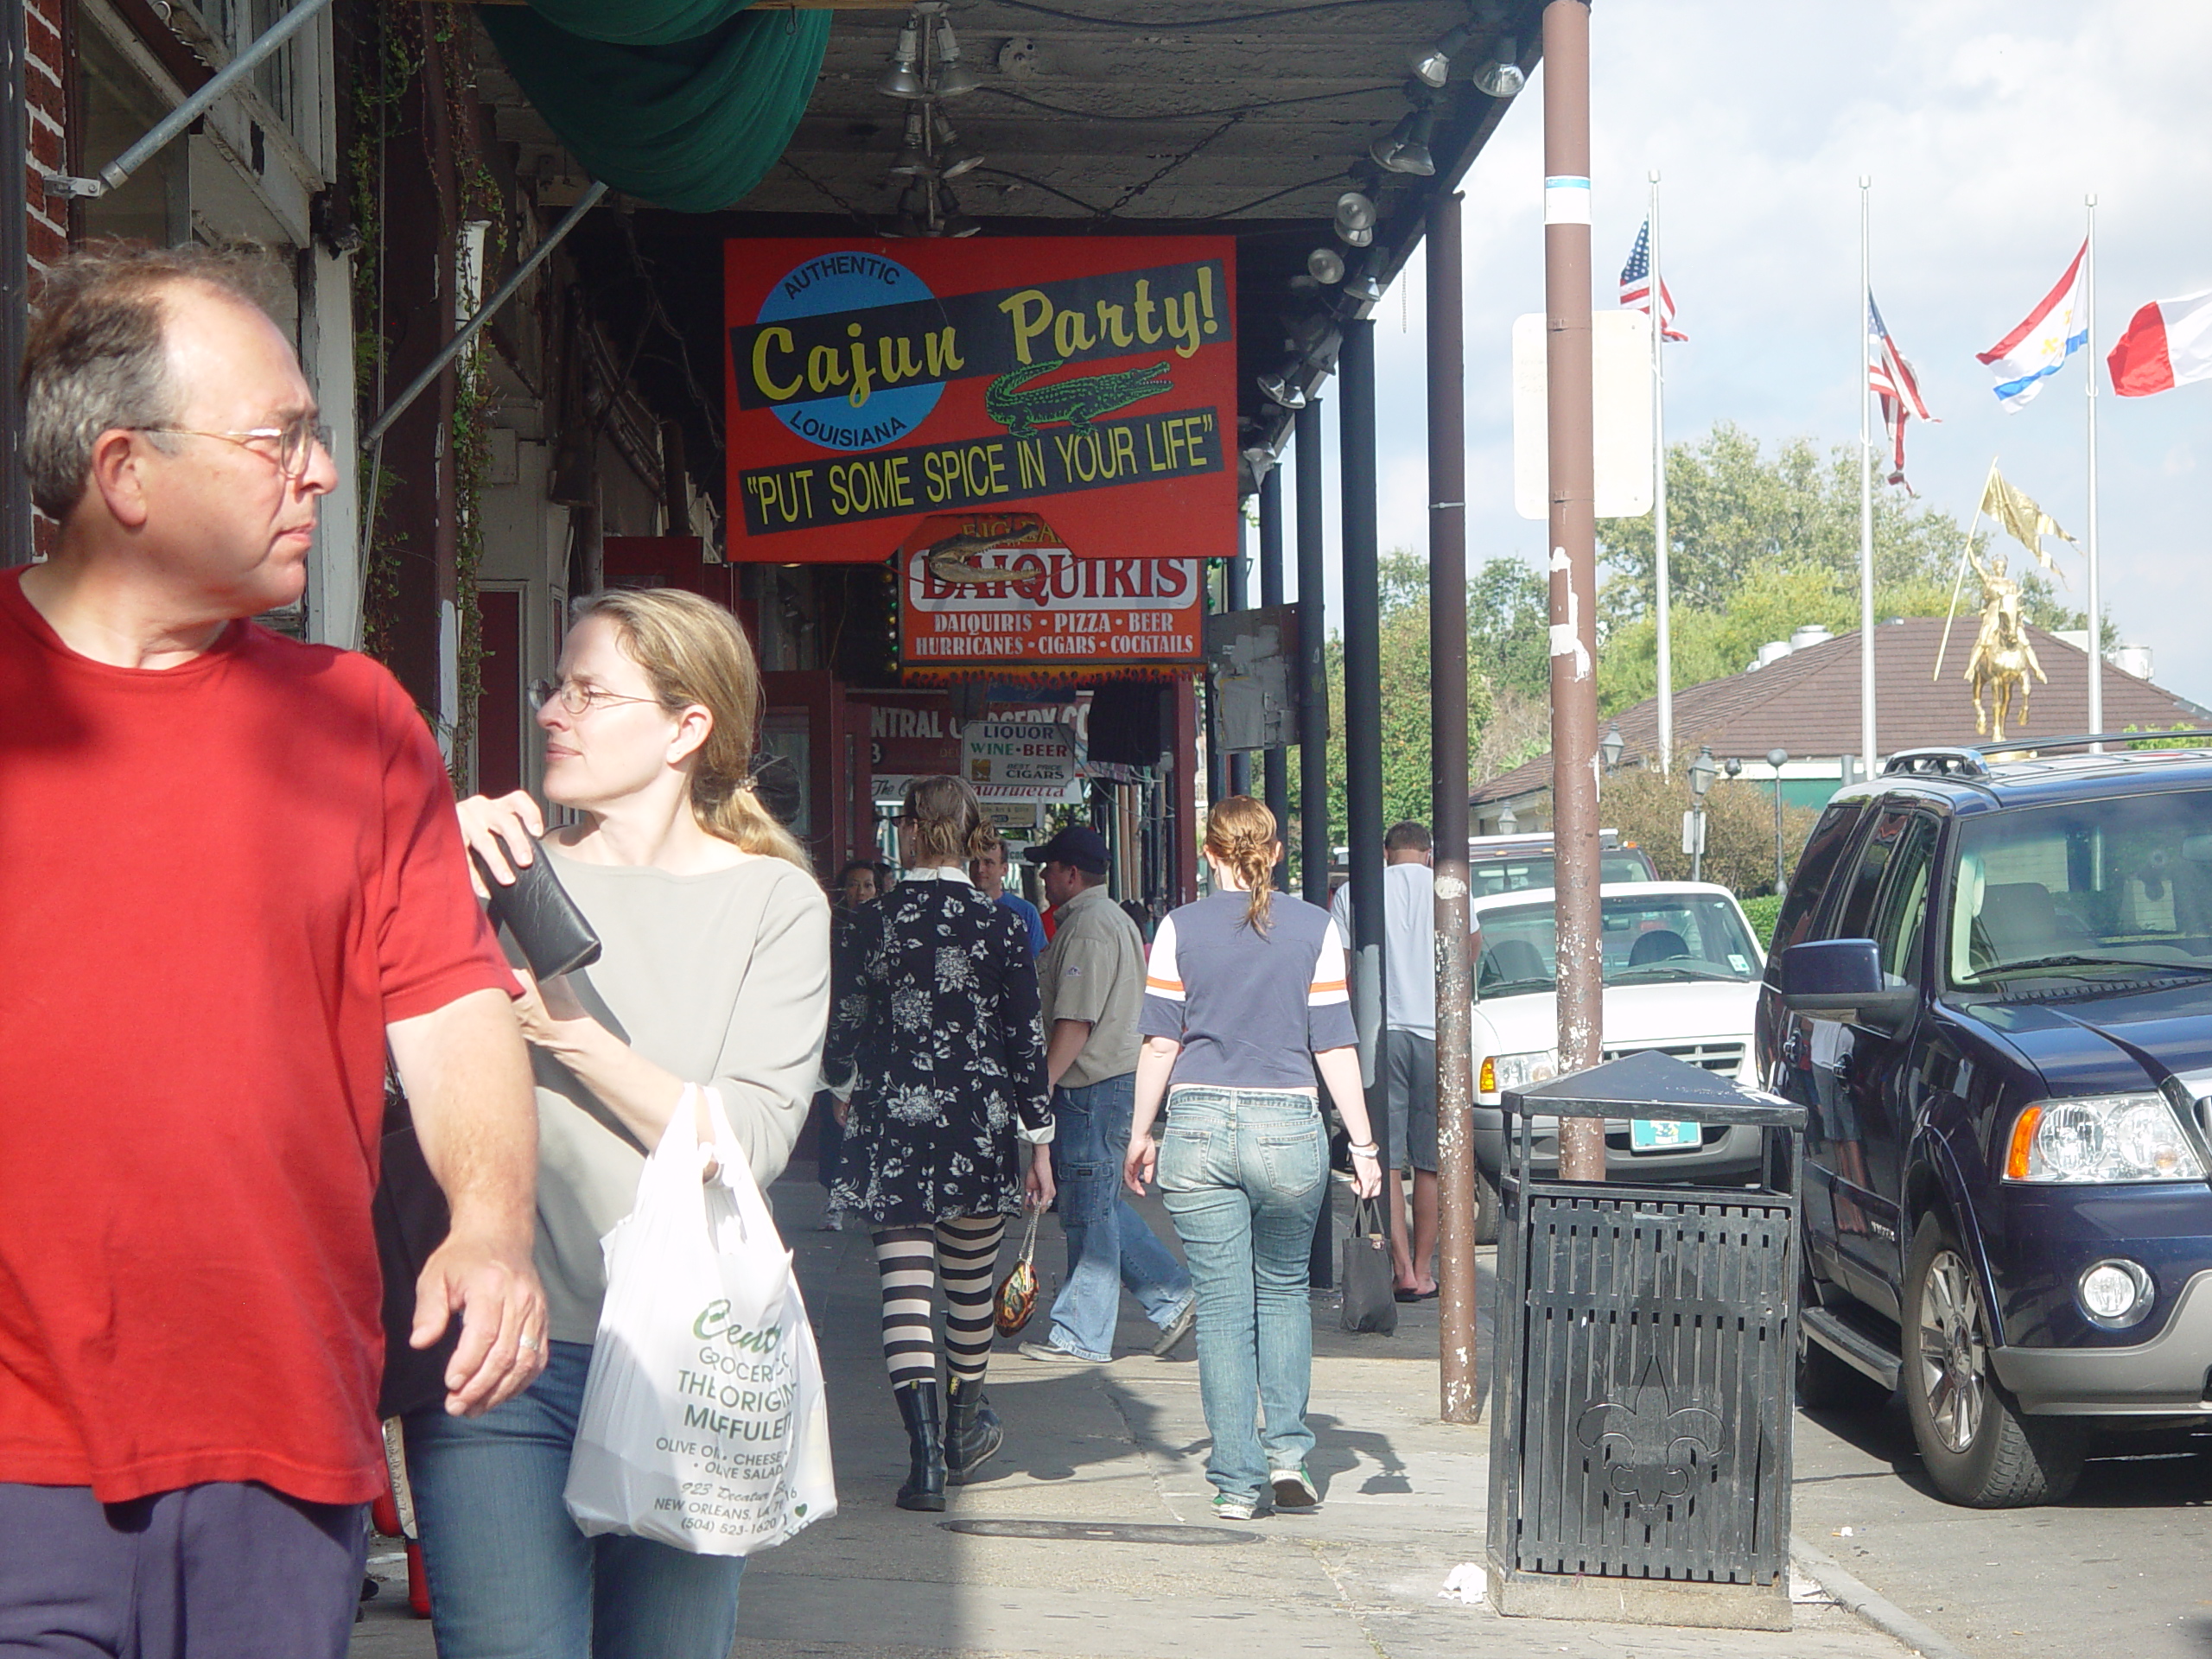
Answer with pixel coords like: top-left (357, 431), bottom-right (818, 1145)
top-left (893, 1380), bottom-right (946, 1512)
top-left (945, 1376), bottom-right (1003, 1485)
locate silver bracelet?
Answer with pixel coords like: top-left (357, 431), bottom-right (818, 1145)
top-left (1346, 1141), bottom-right (1379, 1158)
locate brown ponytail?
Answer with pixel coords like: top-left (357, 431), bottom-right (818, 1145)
top-left (1204, 794), bottom-right (1280, 934)
top-left (570, 588), bottom-right (812, 874)
top-left (903, 774), bottom-right (992, 866)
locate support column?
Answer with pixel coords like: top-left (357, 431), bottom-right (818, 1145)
top-left (1259, 465), bottom-right (1289, 888)
top-left (1341, 316), bottom-right (1390, 1251)
top-left (1542, 0), bottom-right (1605, 1182)
top-left (1294, 397), bottom-right (1334, 1290)
top-left (1294, 400), bottom-right (1331, 906)
top-left (1428, 192), bottom-right (1478, 1421)
top-left (1226, 522), bottom-right (1251, 798)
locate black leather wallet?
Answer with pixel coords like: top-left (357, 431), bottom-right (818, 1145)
top-left (472, 844), bottom-right (602, 979)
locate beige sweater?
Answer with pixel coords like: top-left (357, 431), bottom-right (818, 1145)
top-left (523, 845), bottom-right (831, 1343)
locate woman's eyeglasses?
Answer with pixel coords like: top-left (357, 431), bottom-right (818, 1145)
top-left (527, 678), bottom-right (663, 717)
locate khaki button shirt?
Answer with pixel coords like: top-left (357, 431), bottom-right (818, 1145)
top-left (1037, 882), bottom-right (1144, 1087)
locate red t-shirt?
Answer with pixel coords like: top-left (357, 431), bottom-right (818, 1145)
top-left (0, 569), bottom-right (512, 1504)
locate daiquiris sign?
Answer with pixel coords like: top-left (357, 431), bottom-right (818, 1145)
top-left (723, 237), bottom-right (1237, 563)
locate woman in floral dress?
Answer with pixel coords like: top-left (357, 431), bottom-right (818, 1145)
top-left (823, 775), bottom-right (1053, 1510)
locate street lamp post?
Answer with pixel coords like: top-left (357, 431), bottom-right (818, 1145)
top-left (1766, 747), bottom-right (1789, 895)
top-left (1688, 745), bottom-right (1717, 884)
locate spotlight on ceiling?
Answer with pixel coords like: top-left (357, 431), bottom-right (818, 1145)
top-left (931, 108), bottom-right (982, 177)
top-left (1409, 19), bottom-right (1471, 88)
top-left (1370, 104), bottom-right (1437, 177)
top-left (1343, 251), bottom-right (1388, 306)
top-left (879, 19), bottom-right (925, 98)
top-left (933, 19), bottom-right (982, 96)
top-left (1307, 247), bottom-right (1346, 285)
top-left (887, 180), bottom-right (929, 237)
top-left (1475, 36), bottom-right (1526, 98)
top-left (889, 108), bottom-right (931, 176)
top-left (1333, 189), bottom-right (1376, 247)
top-left (1257, 358), bottom-right (1309, 410)
top-left (937, 182), bottom-right (980, 237)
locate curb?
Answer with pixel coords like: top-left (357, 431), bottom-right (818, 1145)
top-left (1789, 1536), bottom-right (1974, 1659)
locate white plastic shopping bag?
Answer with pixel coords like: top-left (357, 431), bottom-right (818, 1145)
top-left (563, 1084), bottom-right (836, 1554)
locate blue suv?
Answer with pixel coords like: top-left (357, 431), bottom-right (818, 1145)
top-left (1756, 739), bottom-right (2212, 1507)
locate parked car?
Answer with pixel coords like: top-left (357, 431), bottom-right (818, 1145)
top-left (1465, 830), bottom-right (1658, 900)
top-left (1758, 740), bottom-right (2212, 1508)
top-left (1470, 880), bottom-right (1767, 1240)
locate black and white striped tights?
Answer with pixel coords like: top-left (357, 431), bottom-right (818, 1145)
top-left (871, 1216), bottom-right (1007, 1389)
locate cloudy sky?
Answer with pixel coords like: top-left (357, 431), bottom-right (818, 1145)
top-left (1278, 0), bottom-right (2212, 709)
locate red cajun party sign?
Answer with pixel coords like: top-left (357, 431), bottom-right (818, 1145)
top-left (723, 236), bottom-right (1237, 564)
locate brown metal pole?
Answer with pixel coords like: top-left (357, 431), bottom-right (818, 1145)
top-left (1428, 192), bottom-right (1478, 1422)
top-left (1542, 0), bottom-right (1605, 1182)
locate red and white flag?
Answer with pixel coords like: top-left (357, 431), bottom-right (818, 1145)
top-left (2107, 289), bottom-right (2212, 396)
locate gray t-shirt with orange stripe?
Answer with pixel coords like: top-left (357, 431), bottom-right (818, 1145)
top-left (1139, 889), bottom-right (1357, 1090)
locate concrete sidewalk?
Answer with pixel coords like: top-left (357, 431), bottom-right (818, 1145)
top-left (355, 1173), bottom-right (1914, 1659)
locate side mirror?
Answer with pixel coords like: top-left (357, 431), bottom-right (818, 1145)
top-left (1780, 938), bottom-right (1916, 1032)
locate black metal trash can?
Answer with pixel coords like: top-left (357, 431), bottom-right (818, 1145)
top-left (1485, 1048), bottom-right (1806, 1631)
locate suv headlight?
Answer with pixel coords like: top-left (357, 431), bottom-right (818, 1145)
top-left (2003, 1094), bottom-right (2207, 1183)
top-left (1481, 1048), bottom-right (1560, 1098)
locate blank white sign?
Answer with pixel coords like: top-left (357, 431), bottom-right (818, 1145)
top-left (1512, 310), bottom-right (1655, 521)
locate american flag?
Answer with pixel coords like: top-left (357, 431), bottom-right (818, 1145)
top-left (1618, 219), bottom-right (1686, 341)
top-left (1868, 295), bottom-right (1936, 493)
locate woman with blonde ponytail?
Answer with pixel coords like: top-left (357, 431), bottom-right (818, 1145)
top-left (412, 588), bottom-right (830, 1659)
top-left (1123, 796), bottom-right (1382, 1522)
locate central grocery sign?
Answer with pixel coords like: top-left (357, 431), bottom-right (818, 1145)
top-left (723, 237), bottom-right (1236, 563)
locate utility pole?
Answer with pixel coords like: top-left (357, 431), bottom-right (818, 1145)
top-left (1542, 0), bottom-right (1605, 1182)
top-left (1227, 521), bottom-right (1251, 797)
top-left (1294, 397), bottom-right (1334, 1288)
top-left (1428, 193), bottom-right (1478, 1421)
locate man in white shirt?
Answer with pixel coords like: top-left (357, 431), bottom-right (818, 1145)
top-left (1332, 822), bottom-right (1439, 1299)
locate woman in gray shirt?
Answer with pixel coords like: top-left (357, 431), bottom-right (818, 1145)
top-left (415, 588), bottom-right (830, 1659)
top-left (1124, 796), bottom-right (1382, 1521)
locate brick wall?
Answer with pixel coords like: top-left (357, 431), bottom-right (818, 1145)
top-left (22, 0), bottom-right (66, 271)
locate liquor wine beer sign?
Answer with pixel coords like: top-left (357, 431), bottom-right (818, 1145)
top-left (724, 237), bottom-right (1236, 563)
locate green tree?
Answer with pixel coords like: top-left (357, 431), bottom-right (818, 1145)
top-left (1592, 423), bottom-right (2087, 713)
top-left (1324, 551), bottom-right (1492, 849)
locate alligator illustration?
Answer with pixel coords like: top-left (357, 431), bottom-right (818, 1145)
top-left (924, 527), bottom-right (1024, 586)
top-left (983, 359), bottom-right (1173, 438)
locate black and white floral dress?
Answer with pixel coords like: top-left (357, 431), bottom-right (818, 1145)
top-left (824, 870), bottom-right (1052, 1227)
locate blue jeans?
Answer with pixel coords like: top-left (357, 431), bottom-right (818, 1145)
top-left (1156, 1085), bottom-right (1329, 1502)
top-left (405, 1340), bottom-right (744, 1659)
top-left (1045, 1072), bottom-right (1194, 1361)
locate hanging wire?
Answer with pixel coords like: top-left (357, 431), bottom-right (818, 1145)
top-left (992, 0), bottom-right (1421, 29)
top-left (976, 82), bottom-right (1397, 124)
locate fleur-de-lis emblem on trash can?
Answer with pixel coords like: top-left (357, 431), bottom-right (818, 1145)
top-left (1573, 1357), bottom-right (1726, 1513)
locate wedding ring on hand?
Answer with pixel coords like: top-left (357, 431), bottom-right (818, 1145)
top-left (518, 1333), bottom-right (541, 1353)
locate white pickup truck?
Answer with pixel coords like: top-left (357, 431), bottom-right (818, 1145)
top-left (1468, 881), bottom-right (1767, 1238)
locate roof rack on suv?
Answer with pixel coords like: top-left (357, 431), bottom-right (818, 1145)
top-left (1882, 733), bottom-right (2212, 780)
top-left (1881, 747), bottom-right (1990, 779)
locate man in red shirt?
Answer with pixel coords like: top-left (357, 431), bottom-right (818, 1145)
top-left (0, 246), bottom-right (545, 1657)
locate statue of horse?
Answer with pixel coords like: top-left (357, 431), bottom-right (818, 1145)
top-left (1966, 606), bottom-right (2046, 741)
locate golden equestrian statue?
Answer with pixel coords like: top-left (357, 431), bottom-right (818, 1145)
top-left (1964, 548), bottom-right (2046, 741)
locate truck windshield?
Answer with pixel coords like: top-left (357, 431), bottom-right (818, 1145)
top-left (1949, 787), bottom-right (2212, 984)
top-left (1474, 893), bottom-right (1762, 996)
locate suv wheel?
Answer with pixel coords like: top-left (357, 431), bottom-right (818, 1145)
top-left (1900, 1211), bottom-right (2083, 1507)
top-left (1474, 1162), bottom-right (1500, 1247)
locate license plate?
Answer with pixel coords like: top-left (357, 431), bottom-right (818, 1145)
top-left (1630, 1119), bottom-right (1700, 1152)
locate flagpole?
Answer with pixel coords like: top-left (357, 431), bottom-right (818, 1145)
top-left (1934, 455), bottom-right (1999, 683)
top-left (2085, 194), bottom-right (2103, 743)
top-left (1650, 170), bottom-right (1671, 777)
top-left (1859, 177), bottom-right (1877, 774)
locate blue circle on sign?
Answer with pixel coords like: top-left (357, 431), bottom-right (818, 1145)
top-left (756, 252), bottom-right (943, 452)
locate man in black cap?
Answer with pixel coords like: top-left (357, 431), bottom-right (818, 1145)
top-left (1018, 826), bottom-right (1195, 1363)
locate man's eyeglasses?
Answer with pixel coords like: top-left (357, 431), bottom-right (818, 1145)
top-left (527, 677), bottom-right (664, 717)
top-left (131, 412), bottom-right (333, 480)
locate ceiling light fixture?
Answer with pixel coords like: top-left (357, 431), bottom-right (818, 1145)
top-left (1409, 18), bottom-right (1471, 88)
top-left (879, 18), bottom-right (925, 99)
top-left (889, 108), bottom-right (931, 175)
top-left (1370, 102), bottom-right (1437, 177)
top-left (1332, 189), bottom-right (1377, 247)
top-left (1307, 247), bottom-right (1346, 284)
top-left (937, 182), bottom-right (980, 237)
top-left (1257, 357), bottom-right (1310, 410)
top-left (1475, 36), bottom-right (1526, 98)
top-left (1343, 251), bottom-right (1388, 306)
top-left (931, 14), bottom-right (982, 97)
top-left (931, 108), bottom-right (982, 177)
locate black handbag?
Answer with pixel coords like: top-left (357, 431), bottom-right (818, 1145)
top-left (372, 1078), bottom-right (461, 1420)
top-left (1339, 1196), bottom-right (1399, 1334)
top-left (471, 846), bottom-right (601, 979)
